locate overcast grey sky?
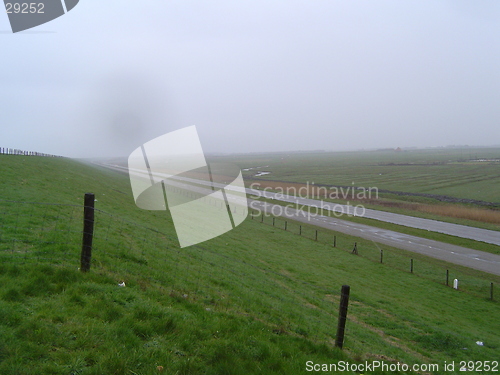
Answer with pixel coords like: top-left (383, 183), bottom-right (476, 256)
top-left (1, 1), bottom-right (499, 157)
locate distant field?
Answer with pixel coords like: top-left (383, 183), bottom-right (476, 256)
top-left (218, 147), bottom-right (500, 203)
top-left (210, 148), bottom-right (500, 230)
top-left (1, 155), bottom-right (499, 374)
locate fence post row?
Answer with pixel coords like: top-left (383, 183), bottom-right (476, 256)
top-left (0, 147), bottom-right (62, 157)
top-left (252, 213), bottom-right (494, 300)
top-left (80, 193), bottom-right (95, 272)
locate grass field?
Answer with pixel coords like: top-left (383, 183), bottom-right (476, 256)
top-left (1, 155), bottom-right (499, 374)
top-left (224, 147), bottom-right (500, 202)
top-left (213, 147), bottom-right (500, 231)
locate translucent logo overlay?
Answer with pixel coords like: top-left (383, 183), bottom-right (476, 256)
top-left (128, 126), bottom-right (248, 248)
top-left (3, 0), bottom-right (79, 33)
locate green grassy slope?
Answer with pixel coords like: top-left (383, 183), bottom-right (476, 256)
top-left (0, 155), bottom-right (499, 375)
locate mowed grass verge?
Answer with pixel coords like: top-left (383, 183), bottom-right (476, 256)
top-left (0, 155), bottom-right (499, 375)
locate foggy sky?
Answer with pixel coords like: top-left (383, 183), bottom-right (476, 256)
top-left (1, 1), bottom-right (499, 158)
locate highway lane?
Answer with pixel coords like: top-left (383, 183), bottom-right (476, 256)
top-left (97, 162), bottom-right (500, 275)
top-left (248, 190), bottom-right (500, 246)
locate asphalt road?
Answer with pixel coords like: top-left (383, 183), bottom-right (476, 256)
top-left (98, 162), bottom-right (500, 275)
top-left (248, 189), bottom-right (500, 246)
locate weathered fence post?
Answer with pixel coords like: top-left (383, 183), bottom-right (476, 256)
top-left (333, 235), bottom-right (336, 247)
top-left (273, 217), bottom-right (275, 226)
top-left (299, 225), bottom-right (302, 235)
top-left (284, 221), bottom-right (287, 231)
top-left (80, 193), bottom-right (95, 272)
top-left (446, 270), bottom-right (449, 286)
top-left (491, 283), bottom-right (494, 301)
top-left (410, 259), bottom-right (413, 273)
top-left (315, 230), bottom-right (318, 241)
top-left (335, 285), bottom-right (350, 349)
top-left (380, 249), bottom-right (383, 263)
top-left (352, 242), bottom-right (358, 255)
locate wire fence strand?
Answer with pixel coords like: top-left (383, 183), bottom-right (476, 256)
top-left (0, 198), bottom-right (497, 346)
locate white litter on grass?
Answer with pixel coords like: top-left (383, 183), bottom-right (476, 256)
top-left (476, 341), bottom-right (484, 346)
top-left (118, 281), bottom-right (126, 287)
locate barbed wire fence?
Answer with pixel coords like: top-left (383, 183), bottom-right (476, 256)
top-left (1, 193), bottom-right (496, 348)
top-left (251, 209), bottom-right (497, 302)
top-left (0, 194), bottom-right (349, 346)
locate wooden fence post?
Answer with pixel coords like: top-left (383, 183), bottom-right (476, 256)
top-left (352, 242), bottom-right (358, 255)
top-left (333, 235), bottom-right (336, 247)
top-left (335, 285), bottom-right (350, 349)
top-left (410, 259), bottom-right (413, 273)
top-left (80, 193), bottom-right (95, 272)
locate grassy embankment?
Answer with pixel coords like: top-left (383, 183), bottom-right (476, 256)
top-left (0, 155), bottom-right (499, 374)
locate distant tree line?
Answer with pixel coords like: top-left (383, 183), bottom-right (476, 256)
top-left (0, 147), bottom-right (63, 157)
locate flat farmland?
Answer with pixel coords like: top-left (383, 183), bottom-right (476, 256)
top-left (225, 148), bottom-right (500, 203)
top-left (216, 148), bottom-right (500, 230)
